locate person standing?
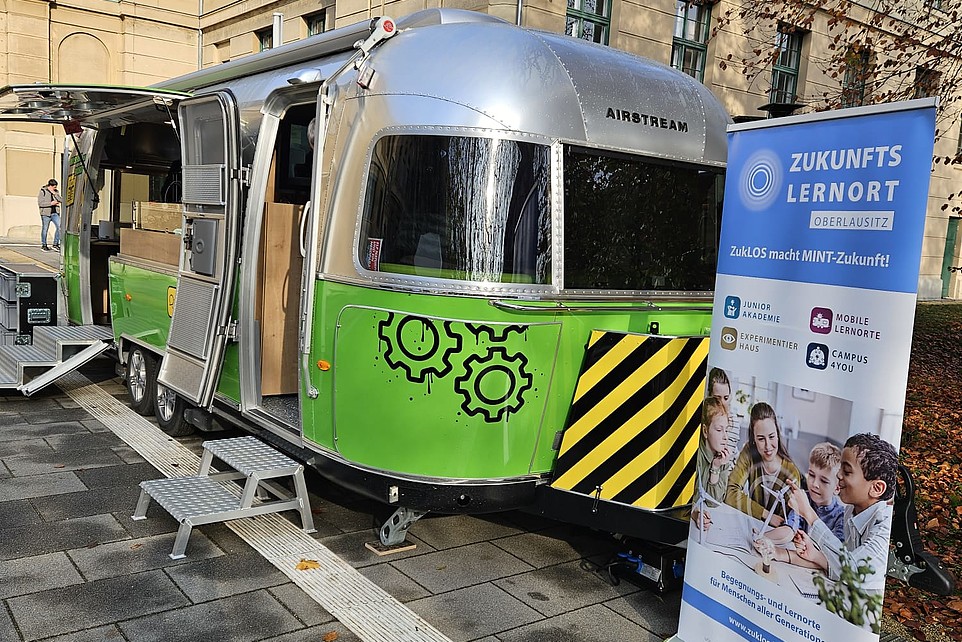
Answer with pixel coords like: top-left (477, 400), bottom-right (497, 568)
top-left (37, 178), bottom-right (61, 252)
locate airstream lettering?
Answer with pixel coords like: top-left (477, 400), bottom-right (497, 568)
top-left (0, 10), bottom-right (729, 545)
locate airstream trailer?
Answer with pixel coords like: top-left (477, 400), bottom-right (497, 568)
top-left (0, 9), bottom-right (729, 545)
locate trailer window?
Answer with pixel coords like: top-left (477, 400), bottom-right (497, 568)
top-left (563, 145), bottom-right (724, 292)
top-left (360, 135), bottom-right (551, 285)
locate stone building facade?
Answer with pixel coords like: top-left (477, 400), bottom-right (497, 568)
top-left (2, 0), bottom-right (959, 297)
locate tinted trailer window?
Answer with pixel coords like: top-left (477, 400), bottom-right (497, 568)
top-left (563, 145), bottom-right (724, 293)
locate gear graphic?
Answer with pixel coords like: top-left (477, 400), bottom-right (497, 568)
top-left (465, 323), bottom-right (526, 343)
top-left (454, 346), bottom-right (532, 423)
top-left (378, 313), bottom-right (462, 383)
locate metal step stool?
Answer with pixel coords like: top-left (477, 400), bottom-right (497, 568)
top-left (132, 436), bottom-right (317, 559)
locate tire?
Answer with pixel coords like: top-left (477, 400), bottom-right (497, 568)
top-left (126, 347), bottom-right (156, 416)
top-left (154, 381), bottom-right (194, 436)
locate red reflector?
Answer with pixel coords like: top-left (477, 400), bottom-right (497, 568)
top-left (384, 20), bottom-right (394, 33)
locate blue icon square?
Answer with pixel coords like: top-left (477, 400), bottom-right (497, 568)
top-left (724, 296), bottom-right (741, 319)
top-left (806, 343), bottom-right (829, 370)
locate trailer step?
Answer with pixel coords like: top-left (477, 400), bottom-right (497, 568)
top-left (132, 436), bottom-right (316, 559)
top-left (0, 324), bottom-right (113, 391)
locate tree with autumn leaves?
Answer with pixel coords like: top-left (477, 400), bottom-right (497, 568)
top-left (705, 0), bottom-right (962, 212)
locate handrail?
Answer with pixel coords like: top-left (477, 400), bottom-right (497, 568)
top-left (489, 300), bottom-right (713, 313)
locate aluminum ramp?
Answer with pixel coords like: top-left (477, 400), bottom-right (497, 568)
top-left (0, 324), bottom-right (113, 395)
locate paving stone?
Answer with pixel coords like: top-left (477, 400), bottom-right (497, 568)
top-left (259, 622), bottom-right (361, 642)
top-left (309, 495), bottom-right (378, 534)
top-left (7, 569), bottom-right (189, 641)
top-left (0, 420), bottom-right (89, 442)
top-left (409, 514), bottom-right (523, 550)
top-left (267, 582), bottom-right (337, 627)
top-left (31, 485), bottom-right (142, 522)
top-left (113, 508), bottom-right (180, 538)
top-left (494, 560), bottom-right (638, 617)
top-left (68, 531), bottom-right (223, 581)
top-left (0, 437), bottom-right (54, 458)
top-left (164, 550), bottom-right (287, 602)
top-left (0, 411), bottom-right (25, 427)
top-left (74, 462), bottom-right (159, 489)
top-left (0, 602), bottom-right (18, 642)
top-left (0, 397), bottom-right (66, 417)
top-left (81, 419), bottom-right (110, 433)
top-left (0, 551), bottom-right (85, 600)
top-left (497, 603), bottom-right (661, 642)
top-left (318, 529), bottom-right (432, 568)
top-left (44, 432), bottom-right (125, 452)
top-left (603, 586), bottom-right (683, 638)
top-left (110, 444), bottom-right (146, 464)
top-left (22, 408), bottom-right (98, 425)
top-left (0, 513), bottom-right (129, 561)
top-left (0, 470), bottom-right (86, 502)
top-left (359, 561), bottom-right (432, 602)
top-left (392, 541), bottom-right (534, 594)
top-left (492, 526), bottom-right (612, 570)
top-left (199, 521), bottom-right (260, 555)
top-left (34, 624), bottom-right (126, 641)
top-left (3, 446), bottom-right (126, 476)
top-left (0, 498), bottom-right (42, 529)
top-left (406, 582), bottom-right (542, 642)
top-left (117, 589), bottom-right (302, 642)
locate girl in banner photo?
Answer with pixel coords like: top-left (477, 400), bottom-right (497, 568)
top-left (725, 402), bottom-right (801, 525)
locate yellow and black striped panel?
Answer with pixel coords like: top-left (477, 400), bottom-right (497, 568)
top-left (551, 331), bottom-right (709, 510)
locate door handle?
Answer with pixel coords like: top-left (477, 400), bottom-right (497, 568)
top-left (299, 200), bottom-right (311, 258)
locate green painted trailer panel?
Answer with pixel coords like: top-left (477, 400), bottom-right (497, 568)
top-left (107, 260), bottom-right (177, 351)
top-left (63, 233), bottom-right (83, 325)
top-left (300, 280), bottom-right (712, 480)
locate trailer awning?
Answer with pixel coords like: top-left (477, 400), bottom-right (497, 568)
top-left (0, 84), bottom-right (190, 129)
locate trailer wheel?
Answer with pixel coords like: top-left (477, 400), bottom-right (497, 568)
top-left (126, 348), bottom-right (156, 416)
top-left (154, 382), bottom-right (194, 436)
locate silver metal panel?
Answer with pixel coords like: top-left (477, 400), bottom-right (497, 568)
top-left (157, 350), bottom-right (207, 400)
top-left (167, 278), bottom-right (217, 359)
top-left (32, 324), bottom-right (113, 356)
top-left (204, 436), bottom-right (299, 474)
top-left (183, 164), bottom-right (226, 205)
top-left (19, 340), bottom-right (111, 396)
top-left (140, 476), bottom-right (240, 521)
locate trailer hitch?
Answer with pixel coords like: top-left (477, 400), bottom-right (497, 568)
top-left (886, 464), bottom-right (956, 595)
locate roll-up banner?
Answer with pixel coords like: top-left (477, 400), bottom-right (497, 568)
top-left (673, 98), bottom-right (937, 642)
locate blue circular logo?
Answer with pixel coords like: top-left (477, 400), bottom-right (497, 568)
top-left (738, 149), bottom-right (782, 211)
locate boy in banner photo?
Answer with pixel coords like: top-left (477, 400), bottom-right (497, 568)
top-left (768, 433), bottom-right (897, 631)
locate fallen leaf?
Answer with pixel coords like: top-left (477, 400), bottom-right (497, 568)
top-left (130, 543), bottom-right (143, 550)
top-left (948, 600), bottom-right (962, 613)
top-left (926, 517), bottom-right (940, 529)
top-left (322, 632), bottom-right (338, 642)
top-left (295, 558), bottom-right (320, 571)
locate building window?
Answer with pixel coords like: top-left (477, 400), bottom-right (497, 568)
top-left (306, 13), bottom-right (325, 36)
top-left (915, 67), bottom-right (940, 98)
top-left (769, 27), bottom-right (803, 105)
top-left (926, 0), bottom-right (945, 10)
top-left (565, 0), bottom-right (610, 46)
top-left (841, 46), bottom-right (870, 108)
top-left (257, 28), bottom-right (273, 51)
top-left (671, 1), bottom-right (711, 82)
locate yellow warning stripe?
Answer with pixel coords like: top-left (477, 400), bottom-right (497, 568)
top-left (558, 337), bottom-right (700, 459)
top-left (552, 338), bottom-right (709, 491)
top-left (633, 390), bottom-right (702, 507)
top-left (571, 332), bottom-right (648, 403)
top-left (597, 381), bottom-right (703, 502)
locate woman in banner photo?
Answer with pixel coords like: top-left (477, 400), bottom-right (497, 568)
top-left (725, 402), bottom-right (801, 525)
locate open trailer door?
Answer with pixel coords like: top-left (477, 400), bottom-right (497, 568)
top-left (0, 84), bottom-right (188, 394)
top-left (155, 92), bottom-right (243, 408)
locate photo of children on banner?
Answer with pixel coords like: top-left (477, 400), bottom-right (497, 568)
top-left (708, 367), bottom-right (740, 453)
top-left (692, 396), bottom-right (733, 541)
top-left (755, 434), bottom-right (895, 593)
